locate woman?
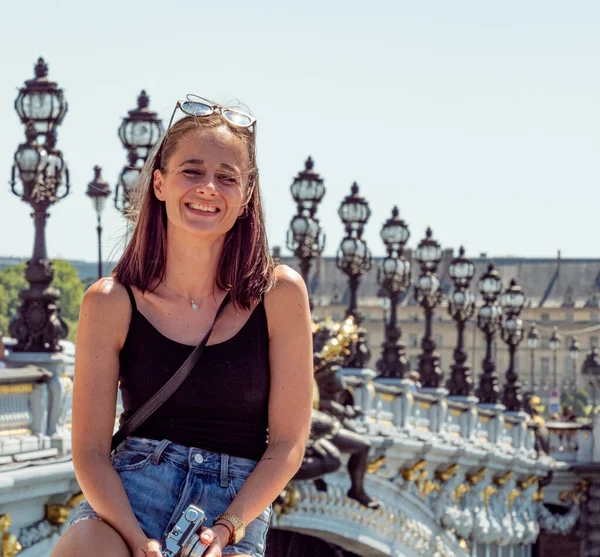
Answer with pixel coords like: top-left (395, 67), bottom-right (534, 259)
top-left (52, 96), bottom-right (313, 557)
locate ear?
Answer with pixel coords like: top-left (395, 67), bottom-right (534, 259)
top-left (153, 169), bottom-right (166, 201)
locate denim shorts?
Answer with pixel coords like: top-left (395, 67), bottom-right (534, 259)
top-left (67, 436), bottom-right (272, 557)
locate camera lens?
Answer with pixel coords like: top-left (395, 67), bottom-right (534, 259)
top-left (181, 535), bottom-right (208, 557)
top-left (185, 508), bottom-right (200, 522)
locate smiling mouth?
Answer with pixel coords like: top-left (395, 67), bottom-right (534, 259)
top-left (185, 202), bottom-right (220, 214)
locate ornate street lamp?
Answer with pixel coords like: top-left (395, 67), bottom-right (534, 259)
top-left (376, 207), bottom-right (411, 380)
top-left (115, 91), bottom-right (164, 215)
top-left (582, 346), bottom-right (600, 412)
top-left (446, 247), bottom-right (476, 396)
top-left (86, 166), bottom-right (112, 281)
top-left (118, 90), bottom-right (164, 162)
top-left (569, 337), bottom-right (580, 396)
top-left (549, 326), bottom-right (561, 390)
top-left (287, 157), bottom-right (325, 287)
top-left (8, 59), bottom-right (70, 353)
top-left (500, 279), bottom-right (526, 411)
top-left (414, 228), bottom-right (444, 389)
top-left (476, 264), bottom-right (503, 404)
top-left (14, 57), bottom-right (67, 139)
top-left (527, 323), bottom-right (540, 396)
top-left (336, 183), bottom-right (372, 322)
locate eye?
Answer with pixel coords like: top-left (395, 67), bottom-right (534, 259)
top-left (217, 174), bottom-right (239, 185)
top-left (182, 169), bottom-right (203, 177)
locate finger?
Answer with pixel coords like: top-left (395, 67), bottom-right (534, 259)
top-left (147, 539), bottom-right (162, 557)
top-left (200, 526), bottom-right (215, 546)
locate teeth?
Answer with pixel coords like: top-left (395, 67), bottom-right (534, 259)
top-left (188, 203), bottom-right (218, 213)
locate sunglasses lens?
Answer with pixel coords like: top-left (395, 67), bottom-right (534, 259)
top-left (181, 101), bottom-right (213, 117)
top-left (223, 109), bottom-right (253, 128)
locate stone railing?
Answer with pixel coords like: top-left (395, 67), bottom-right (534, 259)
top-left (546, 422), bottom-right (593, 463)
top-left (0, 366), bottom-right (72, 463)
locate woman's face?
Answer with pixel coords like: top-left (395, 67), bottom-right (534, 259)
top-left (153, 127), bottom-right (250, 240)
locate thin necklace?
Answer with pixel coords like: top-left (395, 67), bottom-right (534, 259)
top-left (162, 283), bottom-right (200, 312)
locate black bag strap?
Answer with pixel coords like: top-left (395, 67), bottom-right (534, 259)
top-left (111, 292), bottom-right (231, 452)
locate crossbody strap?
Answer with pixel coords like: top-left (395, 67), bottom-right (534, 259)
top-left (111, 292), bottom-right (232, 452)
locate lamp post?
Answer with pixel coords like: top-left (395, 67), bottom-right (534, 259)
top-left (500, 279), bottom-right (526, 412)
top-left (376, 207), bottom-right (411, 380)
top-left (476, 264), bottom-right (503, 404)
top-left (414, 228), bottom-right (444, 389)
top-left (286, 157), bottom-right (325, 291)
top-left (527, 323), bottom-right (539, 396)
top-left (446, 247), bottom-right (476, 396)
top-left (582, 346), bottom-right (600, 413)
top-left (549, 326), bottom-right (561, 391)
top-left (336, 183), bottom-right (372, 322)
top-left (115, 91), bottom-right (164, 214)
top-left (569, 337), bottom-right (580, 396)
top-left (86, 166), bottom-right (112, 281)
top-left (8, 58), bottom-right (70, 352)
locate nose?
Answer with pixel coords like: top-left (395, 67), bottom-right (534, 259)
top-left (195, 177), bottom-right (217, 196)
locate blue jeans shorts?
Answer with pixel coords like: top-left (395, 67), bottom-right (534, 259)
top-left (67, 436), bottom-right (272, 557)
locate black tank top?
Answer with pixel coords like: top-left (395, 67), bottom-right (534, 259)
top-left (118, 285), bottom-right (270, 460)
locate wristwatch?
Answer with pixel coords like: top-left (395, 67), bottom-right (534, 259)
top-left (214, 512), bottom-right (246, 544)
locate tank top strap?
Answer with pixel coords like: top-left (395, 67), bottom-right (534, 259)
top-left (123, 284), bottom-right (138, 312)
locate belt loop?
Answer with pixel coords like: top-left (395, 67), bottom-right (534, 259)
top-left (151, 439), bottom-right (171, 465)
top-left (220, 454), bottom-right (229, 487)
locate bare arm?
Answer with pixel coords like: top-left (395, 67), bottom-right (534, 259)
top-left (71, 278), bottom-right (149, 551)
top-left (218, 265), bottom-right (313, 525)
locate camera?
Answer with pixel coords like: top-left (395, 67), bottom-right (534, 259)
top-left (162, 504), bottom-right (209, 557)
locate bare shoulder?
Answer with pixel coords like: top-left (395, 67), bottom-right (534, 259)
top-left (264, 265), bottom-right (310, 331)
top-left (78, 277), bottom-right (132, 348)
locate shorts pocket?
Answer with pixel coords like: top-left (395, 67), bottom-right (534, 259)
top-left (111, 449), bottom-right (152, 472)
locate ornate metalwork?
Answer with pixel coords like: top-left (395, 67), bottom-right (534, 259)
top-left (501, 279), bottom-right (526, 411)
top-left (446, 247), bottom-right (476, 396)
top-left (376, 206), bottom-right (411, 380)
top-left (476, 264), bottom-right (503, 404)
top-left (414, 228), bottom-right (444, 388)
top-left (0, 515), bottom-right (21, 557)
top-left (336, 183), bottom-right (372, 368)
top-left (287, 157), bottom-right (325, 289)
top-left (8, 59), bottom-right (70, 353)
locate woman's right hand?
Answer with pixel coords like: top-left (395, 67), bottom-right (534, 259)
top-left (132, 537), bottom-right (162, 557)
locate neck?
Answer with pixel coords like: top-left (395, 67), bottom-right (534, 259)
top-left (163, 225), bottom-right (225, 301)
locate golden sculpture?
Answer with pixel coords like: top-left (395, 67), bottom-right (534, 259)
top-left (483, 486), bottom-right (498, 506)
top-left (400, 460), bottom-right (426, 482)
top-left (494, 471), bottom-right (513, 487)
top-left (508, 488), bottom-right (521, 509)
top-left (0, 515), bottom-right (21, 557)
top-left (46, 504), bottom-right (70, 525)
top-left (367, 456), bottom-right (387, 474)
top-left (466, 468), bottom-right (488, 486)
top-left (435, 464), bottom-right (460, 483)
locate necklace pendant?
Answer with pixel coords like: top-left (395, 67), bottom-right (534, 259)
top-left (190, 301), bottom-right (199, 312)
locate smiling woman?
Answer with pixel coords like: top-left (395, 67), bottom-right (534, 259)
top-left (51, 98), bottom-right (313, 557)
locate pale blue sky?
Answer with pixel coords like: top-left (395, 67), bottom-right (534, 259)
top-left (0, 0), bottom-right (598, 264)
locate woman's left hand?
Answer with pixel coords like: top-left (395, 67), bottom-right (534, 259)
top-left (199, 524), bottom-right (230, 556)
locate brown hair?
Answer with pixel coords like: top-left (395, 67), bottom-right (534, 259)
top-left (112, 113), bottom-right (274, 309)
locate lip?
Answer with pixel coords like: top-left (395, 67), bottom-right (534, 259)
top-left (184, 201), bottom-right (221, 215)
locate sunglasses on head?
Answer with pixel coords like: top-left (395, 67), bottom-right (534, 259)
top-left (167, 94), bottom-right (256, 131)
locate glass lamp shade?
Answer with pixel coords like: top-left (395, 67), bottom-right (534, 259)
top-left (92, 194), bottom-right (109, 215)
top-left (449, 246), bottom-right (475, 287)
top-left (337, 237), bottom-right (371, 273)
top-left (570, 338), bottom-right (580, 360)
top-left (527, 325), bottom-right (539, 349)
top-left (338, 182), bottom-right (371, 232)
top-left (504, 316), bottom-right (523, 333)
top-left (414, 228), bottom-right (443, 272)
top-left (501, 279), bottom-right (525, 314)
top-left (549, 328), bottom-right (561, 352)
top-left (121, 166), bottom-right (141, 194)
top-left (291, 214), bottom-right (310, 239)
top-left (381, 256), bottom-right (410, 282)
top-left (290, 157), bottom-right (325, 214)
top-left (451, 289), bottom-right (474, 313)
top-left (15, 58), bottom-right (67, 136)
top-left (380, 206), bottom-right (410, 251)
top-left (118, 91), bottom-right (164, 161)
top-left (15, 143), bottom-right (46, 184)
top-left (417, 273), bottom-right (440, 296)
top-left (479, 264), bottom-right (503, 299)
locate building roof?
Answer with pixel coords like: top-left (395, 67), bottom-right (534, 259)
top-left (280, 251), bottom-right (600, 309)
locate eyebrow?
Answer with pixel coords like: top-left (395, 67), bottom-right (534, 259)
top-left (179, 159), bottom-right (239, 173)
